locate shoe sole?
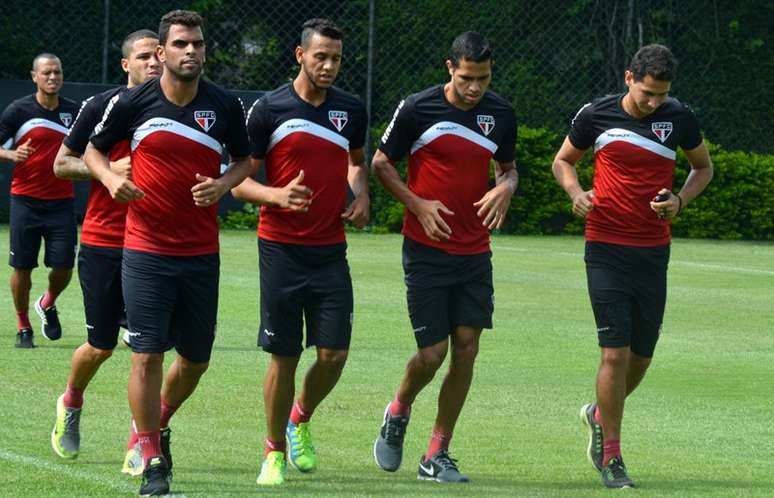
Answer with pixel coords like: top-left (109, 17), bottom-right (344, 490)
top-left (417, 475), bottom-right (470, 483)
top-left (35, 298), bottom-right (61, 341)
top-left (51, 396), bottom-right (78, 460)
top-left (579, 403), bottom-right (602, 472)
top-left (373, 403), bottom-right (400, 472)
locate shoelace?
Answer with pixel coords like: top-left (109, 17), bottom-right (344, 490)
top-left (384, 416), bottom-right (408, 445)
top-left (64, 409), bottom-right (81, 436)
top-left (292, 424), bottom-right (315, 454)
top-left (432, 450), bottom-right (460, 472)
top-left (606, 459), bottom-right (628, 479)
top-left (143, 461), bottom-right (168, 483)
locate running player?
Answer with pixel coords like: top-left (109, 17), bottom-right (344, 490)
top-left (84, 10), bottom-right (251, 496)
top-left (372, 32), bottom-right (517, 483)
top-left (551, 44), bottom-right (713, 488)
top-left (0, 53), bottom-right (79, 348)
top-left (232, 18), bottom-right (368, 486)
top-left (49, 30), bottom-right (160, 475)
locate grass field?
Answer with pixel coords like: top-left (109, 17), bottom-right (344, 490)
top-left (0, 228), bottom-right (772, 497)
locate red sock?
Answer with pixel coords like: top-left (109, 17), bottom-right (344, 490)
top-left (40, 290), bottom-right (58, 309)
top-left (594, 405), bottom-right (601, 422)
top-left (425, 427), bottom-right (452, 459)
top-left (264, 437), bottom-right (286, 457)
top-left (126, 419), bottom-right (138, 450)
top-left (137, 431), bottom-right (162, 466)
top-left (63, 385), bottom-right (84, 409)
top-left (159, 397), bottom-right (179, 429)
top-left (603, 439), bottom-right (621, 466)
top-left (290, 400), bottom-right (312, 425)
top-left (388, 396), bottom-right (411, 417)
top-left (16, 310), bottom-right (31, 330)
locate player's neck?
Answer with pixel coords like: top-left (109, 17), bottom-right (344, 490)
top-left (621, 93), bottom-right (645, 119)
top-left (293, 75), bottom-right (327, 107)
top-left (443, 82), bottom-right (474, 111)
top-left (35, 91), bottom-right (59, 110)
top-left (160, 73), bottom-right (198, 107)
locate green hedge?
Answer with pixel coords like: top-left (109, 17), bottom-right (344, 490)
top-left (220, 126), bottom-right (774, 241)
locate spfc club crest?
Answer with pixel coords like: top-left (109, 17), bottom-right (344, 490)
top-left (652, 122), bottom-right (673, 143)
top-left (328, 110), bottom-right (348, 132)
top-left (477, 115), bottom-right (495, 136)
top-left (194, 111), bottom-right (216, 132)
top-left (59, 112), bottom-right (72, 127)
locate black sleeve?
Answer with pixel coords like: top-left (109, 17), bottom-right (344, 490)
top-left (224, 95), bottom-right (250, 159)
top-left (349, 102), bottom-right (368, 150)
top-left (567, 102), bottom-right (595, 150)
top-left (679, 104), bottom-right (703, 151)
top-left (246, 97), bottom-right (272, 159)
top-left (0, 102), bottom-right (19, 147)
top-left (90, 92), bottom-right (132, 154)
top-left (63, 96), bottom-right (100, 155)
top-left (494, 109), bottom-right (517, 163)
top-left (378, 97), bottom-right (416, 161)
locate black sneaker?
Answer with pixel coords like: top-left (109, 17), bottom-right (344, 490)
top-left (601, 457), bottom-right (635, 488)
top-left (15, 328), bottom-right (35, 348)
top-left (139, 456), bottom-right (171, 496)
top-left (160, 427), bottom-right (173, 473)
top-left (373, 403), bottom-right (410, 471)
top-left (35, 295), bottom-right (62, 340)
top-left (580, 402), bottom-right (603, 471)
top-left (417, 449), bottom-right (469, 483)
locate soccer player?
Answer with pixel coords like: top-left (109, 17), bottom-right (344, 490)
top-left (83, 10), bottom-right (251, 496)
top-left (0, 53), bottom-right (79, 348)
top-left (551, 44), bottom-right (713, 488)
top-left (231, 18), bottom-right (368, 486)
top-left (372, 32), bottom-right (517, 483)
top-left (49, 29), bottom-right (160, 473)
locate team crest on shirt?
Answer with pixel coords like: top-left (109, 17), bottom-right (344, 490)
top-left (59, 112), bottom-right (72, 127)
top-left (476, 115), bottom-right (495, 136)
top-left (328, 110), bottom-right (348, 132)
top-left (651, 122), bottom-right (673, 143)
top-left (194, 111), bottom-right (216, 132)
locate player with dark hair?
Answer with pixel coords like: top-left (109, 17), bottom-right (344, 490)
top-left (0, 53), bottom-right (79, 348)
top-left (372, 31), bottom-right (517, 483)
top-left (552, 43), bottom-right (713, 489)
top-left (84, 10), bottom-right (251, 496)
top-left (232, 17), bottom-right (368, 486)
top-left (49, 29), bottom-right (160, 474)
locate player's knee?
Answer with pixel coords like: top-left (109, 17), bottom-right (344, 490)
top-left (451, 340), bottom-right (479, 364)
top-left (177, 357), bottom-right (209, 378)
top-left (131, 352), bottom-right (164, 370)
top-left (86, 344), bottom-right (114, 363)
top-left (317, 349), bottom-right (348, 372)
top-left (630, 353), bottom-right (652, 372)
top-left (600, 347), bottom-right (629, 370)
top-left (416, 344), bottom-right (447, 372)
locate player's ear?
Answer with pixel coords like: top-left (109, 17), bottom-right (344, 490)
top-left (624, 70), bottom-right (634, 88)
top-left (295, 46), bottom-right (304, 65)
top-left (156, 44), bottom-right (165, 64)
top-left (120, 58), bottom-right (129, 74)
top-left (445, 59), bottom-right (454, 77)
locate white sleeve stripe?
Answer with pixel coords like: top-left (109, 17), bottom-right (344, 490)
top-left (410, 121), bottom-right (497, 155)
top-left (267, 119), bottom-right (349, 153)
top-left (594, 128), bottom-right (676, 160)
top-left (13, 118), bottom-right (69, 144)
top-left (2, 138), bottom-right (12, 149)
top-left (131, 118), bottom-right (223, 155)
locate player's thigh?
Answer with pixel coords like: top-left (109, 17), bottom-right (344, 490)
top-left (450, 252), bottom-right (493, 330)
top-left (42, 198), bottom-right (77, 269)
top-left (586, 263), bottom-right (635, 348)
top-left (172, 254), bottom-right (219, 363)
top-left (8, 196), bottom-right (43, 269)
top-left (305, 258), bottom-right (353, 351)
top-left (78, 244), bottom-right (124, 350)
top-left (258, 240), bottom-right (305, 356)
top-left (121, 249), bottom-right (175, 354)
top-left (631, 266), bottom-right (668, 359)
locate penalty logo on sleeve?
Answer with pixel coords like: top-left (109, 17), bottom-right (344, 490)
top-left (651, 122), bottom-right (673, 143)
top-left (194, 111), bottom-right (217, 132)
top-left (477, 115), bottom-right (495, 136)
top-left (329, 110), bottom-right (348, 132)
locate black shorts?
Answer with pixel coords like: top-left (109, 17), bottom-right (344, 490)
top-left (585, 241), bottom-right (670, 358)
top-left (78, 244), bottom-right (126, 350)
top-left (402, 238), bottom-right (494, 349)
top-left (9, 195), bottom-right (76, 269)
top-left (258, 238), bottom-right (353, 357)
top-left (122, 249), bottom-right (219, 363)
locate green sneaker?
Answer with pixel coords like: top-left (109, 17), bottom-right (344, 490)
top-left (580, 402), bottom-right (603, 472)
top-left (257, 450), bottom-right (286, 485)
top-left (121, 442), bottom-right (144, 476)
top-left (601, 457), bottom-right (636, 488)
top-left (286, 421), bottom-right (318, 472)
top-left (51, 394), bottom-right (80, 459)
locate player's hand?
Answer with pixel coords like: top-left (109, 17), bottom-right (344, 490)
top-left (109, 156), bottom-right (132, 179)
top-left (105, 172), bottom-right (144, 202)
top-left (341, 192), bottom-right (369, 229)
top-left (13, 139), bottom-right (36, 163)
top-left (411, 198), bottom-right (454, 242)
top-left (649, 188), bottom-right (680, 219)
top-left (572, 189), bottom-right (595, 218)
top-left (474, 183), bottom-right (514, 230)
top-left (192, 173), bottom-right (228, 207)
top-left (273, 170), bottom-right (312, 212)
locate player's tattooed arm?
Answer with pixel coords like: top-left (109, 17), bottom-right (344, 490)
top-left (341, 147), bottom-right (369, 228)
top-left (373, 149), bottom-right (454, 241)
top-left (474, 161), bottom-right (517, 230)
top-left (552, 136), bottom-right (594, 218)
top-left (54, 143), bottom-right (92, 180)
